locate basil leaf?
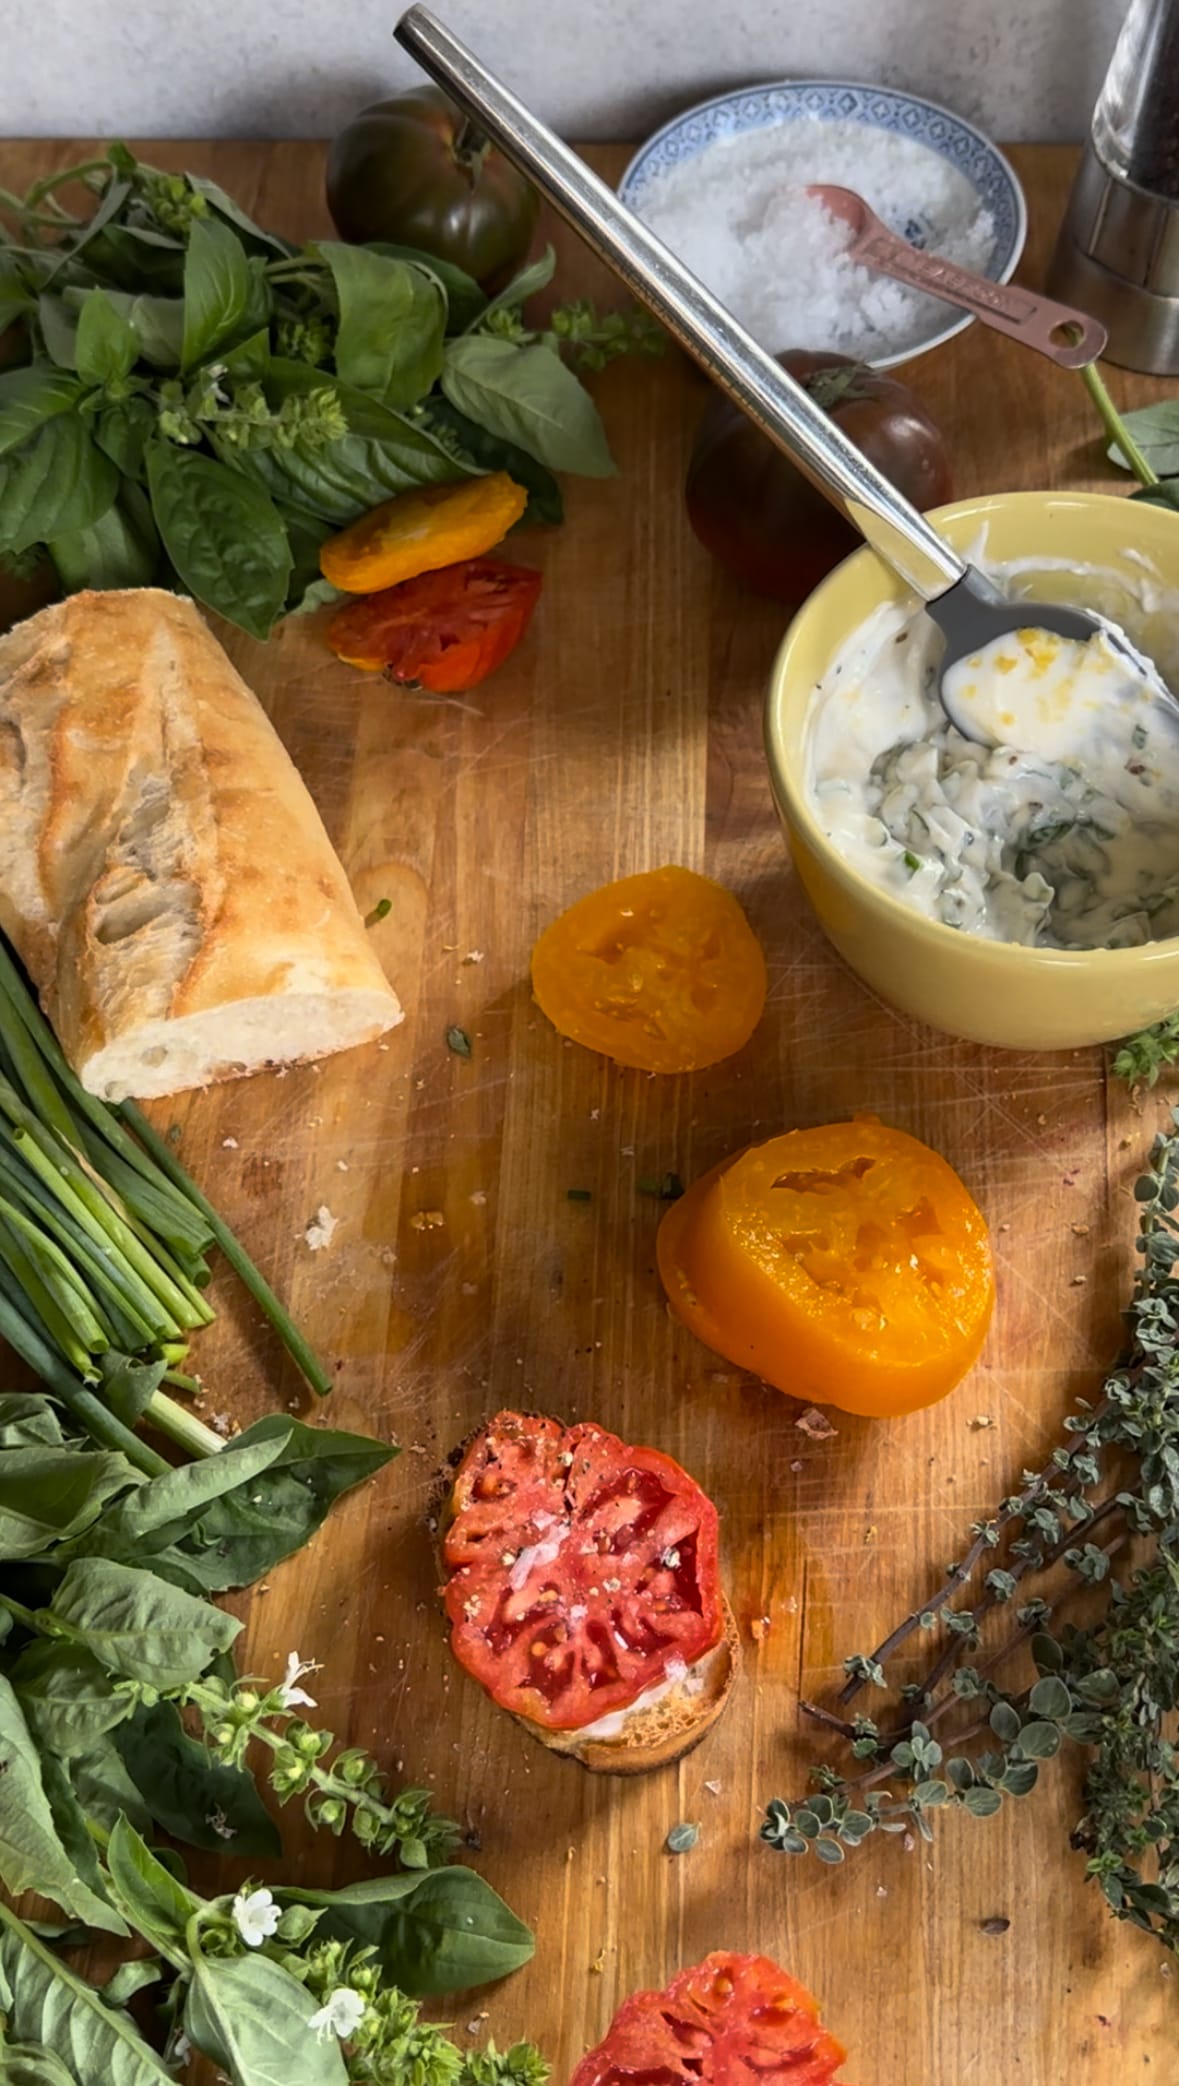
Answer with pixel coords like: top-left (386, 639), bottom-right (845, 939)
top-left (0, 255), bottom-right (36, 338)
top-left (9, 1641), bottom-right (131, 1757)
top-left (49, 1556), bottom-right (241, 1686)
top-left (322, 241), bottom-right (446, 409)
top-left (182, 218), bottom-right (254, 371)
top-left (50, 482), bottom-right (159, 594)
top-left (91, 1429), bottom-right (289, 1549)
top-left (93, 397), bottom-right (157, 476)
top-left (288, 1869), bottom-right (535, 1996)
top-left (1108, 401), bottom-right (1179, 478)
top-left (0, 1397), bottom-right (64, 1450)
top-left (35, 296), bottom-right (78, 371)
top-left (236, 375), bottom-right (467, 527)
top-left (475, 245), bottom-right (556, 325)
top-left (86, 224), bottom-right (185, 294)
top-left (184, 1951), bottom-right (347, 2086)
top-left (0, 2040), bottom-right (80, 2084)
top-left (1132, 479), bottom-right (1179, 513)
top-left (83, 291), bottom-right (184, 370)
top-left (105, 1817), bottom-right (200, 1964)
top-left (0, 417), bottom-right (119, 556)
top-left (372, 1867), bottom-right (536, 1996)
top-left (37, 1756), bottom-right (127, 1936)
top-left (187, 175), bottom-right (293, 257)
top-left (112, 1699), bottom-right (281, 1857)
top-left (219, 325), bottom-right (272, 381)
top-left (96, 1350), bottom-right (166, 1430)
top-left (367, 243), bottom-right (486, 332)
top-left (0, 1446), bottom-right (141, 1559)
top-left (64, 1737), bottom-right (151, 1837)
top-left (73, 290), bottom-right (139, 388)
top-left (0, 1905), bottom-right (174, 2083)
top-left (0, 368), bottom-right (80, 459)
top-left (0, 1678), bottom-right (122, 1931)
top-left (39, 174), bottom-right (132, 290)
top-left (98, 1961), bottom-right (162, 2008)
top-left (442, 336), bottom-right (614, 476)
top-left (159, 1414), bottom-right (396, 1589)
top-left (424, 399), bottom-right (563, 525)
top-left (145, 440), bottom-right (292, 638)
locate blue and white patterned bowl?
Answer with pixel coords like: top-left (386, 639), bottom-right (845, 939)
top-left (618, 80), bottom-right (1028, 369)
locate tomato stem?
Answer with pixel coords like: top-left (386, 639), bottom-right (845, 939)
top-left (452, 116), bottom-right (491, 176)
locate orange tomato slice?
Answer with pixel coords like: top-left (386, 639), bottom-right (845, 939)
top-left (530, 865), bottom-right (767, 1074)
top-left (320, 472), bottom-right (527, 593)
top-left (657, 1116), bottom-right (994, 1418)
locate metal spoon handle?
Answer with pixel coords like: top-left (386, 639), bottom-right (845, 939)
top-left (394, 4), bottom-right (966, 602)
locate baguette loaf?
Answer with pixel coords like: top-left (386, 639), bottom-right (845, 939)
top-left (0, 588), bottom-right (402, 1099)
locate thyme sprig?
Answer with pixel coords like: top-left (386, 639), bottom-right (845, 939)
top-left (762, 1068), bottom-right (1179, 1948)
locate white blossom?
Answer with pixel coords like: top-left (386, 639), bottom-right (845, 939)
top-left (277, 1651), bottom-right (319, 1709)
top-left (232, 1886), bottom-right (281, 1948)
top-left (308, 1987), bottom-right (367, 2041)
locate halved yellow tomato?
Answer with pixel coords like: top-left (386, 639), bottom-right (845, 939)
top-left (657, 1116), bottom-right (994, 1418)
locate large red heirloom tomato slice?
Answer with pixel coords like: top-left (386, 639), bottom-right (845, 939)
top-left (569, 1952), bottom-right (851, 2086)
top-left (442, 1412), bottom-right (724, 1732)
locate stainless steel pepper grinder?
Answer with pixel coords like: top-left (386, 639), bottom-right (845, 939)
top-left (1049, 0), bottom-right (1179, 372)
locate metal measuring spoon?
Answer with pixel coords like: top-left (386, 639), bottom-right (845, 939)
top-left (395, 6), bottom-right (1177, 740)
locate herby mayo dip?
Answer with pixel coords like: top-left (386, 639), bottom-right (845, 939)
top-left (807, 569), bottom-right (1179, 950)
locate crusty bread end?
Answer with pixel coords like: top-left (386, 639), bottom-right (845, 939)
top-left (0, 588), bottom-right (403, 1099)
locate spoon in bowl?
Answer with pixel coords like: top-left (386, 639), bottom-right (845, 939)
top-left (396, 5), bottom-right (1178, 739)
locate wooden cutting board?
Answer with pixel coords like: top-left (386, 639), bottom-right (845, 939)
top-left (0, 136), bottom-right (1175, 2084)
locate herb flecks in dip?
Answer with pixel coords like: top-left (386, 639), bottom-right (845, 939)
top-left (807, 573), bottom-right (1179, 950)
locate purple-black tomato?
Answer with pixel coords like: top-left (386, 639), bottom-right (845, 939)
top-left (685, 349), bottom-right (953, 606)
top-left (326, 87), bottom-right (539, 290)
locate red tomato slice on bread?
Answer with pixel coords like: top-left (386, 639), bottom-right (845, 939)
top-left (569, 1952), bottom-right (851, 2085)
top-left (442, 1412), bottom-right (725, 1732)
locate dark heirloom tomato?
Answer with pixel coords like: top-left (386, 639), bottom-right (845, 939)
top-left (326, 87), bottom-right (539, 289)
top-left (443, 1412), bottom-right (724, 1732)
top-left (569, 1952), bottom-right (851, 2086)
top-left (326, 557), bottom-right (542, 690)
top-left (685, 348), bottom-right (952, 605)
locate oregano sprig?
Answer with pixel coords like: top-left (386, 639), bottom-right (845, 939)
top-left (761, 1061), bottom-right (1179, 1950)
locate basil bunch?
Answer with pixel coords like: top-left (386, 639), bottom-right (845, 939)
top-left (0, 1392), bottom-right (538, 2083)
top-left (0, 147), bottom-right (625, 637)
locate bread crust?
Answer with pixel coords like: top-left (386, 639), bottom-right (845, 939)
top-left (439, 1416), bottom-right (740, 1776)
top-left (529, 1594), bottom-right (740, 1775)
top-left (0, 589), bottom-right (402, 1097)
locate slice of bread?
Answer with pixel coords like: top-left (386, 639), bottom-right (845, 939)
top-left (533, 1594), bottom-right (740, 1775)
top-left (440, 1412), bottom-right (740, 1776)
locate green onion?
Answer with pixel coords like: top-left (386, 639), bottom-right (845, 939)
top-left (0, 932), bottom-right (332, 1453)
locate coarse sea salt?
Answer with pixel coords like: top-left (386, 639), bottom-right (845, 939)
top-left (634, 119), bottom-right (997, 363)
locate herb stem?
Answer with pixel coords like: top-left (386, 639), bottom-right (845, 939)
top-left (1081, 362), bottom-right (1160, 487)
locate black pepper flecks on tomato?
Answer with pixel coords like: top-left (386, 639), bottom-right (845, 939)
top-left (685, 348), bottom-right (953, 606)
top-left (326, 87), bottom-right (539, 290)
top-left (442, 1410), bottom-right (725, 1732)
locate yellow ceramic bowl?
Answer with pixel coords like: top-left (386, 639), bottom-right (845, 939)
top-left (765, 491), bottom-right (1179, 1051)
